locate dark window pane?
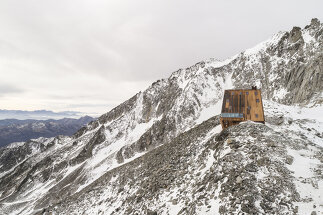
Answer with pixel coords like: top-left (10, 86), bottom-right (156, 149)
top-left (256, 99), bottom-right (259, 103)
top-left (255, 91), bottom-right (258, 96)
top-left (255, 114), bottom-right (258, 118)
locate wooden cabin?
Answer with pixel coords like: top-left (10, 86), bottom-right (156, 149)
top-left (220, 86), bottom-right (265, 129)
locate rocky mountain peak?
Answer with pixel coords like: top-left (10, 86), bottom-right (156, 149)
top-left (0, 19), bottom-right (322, 215)
top-left (289, 26), bottom-right (303, 43)
top-left (310, 17), bottom-right (321, 28)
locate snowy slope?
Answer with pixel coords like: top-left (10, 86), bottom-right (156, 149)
top-left (0, 19), bottom-right (322, 215)
top-left (48, 109), bottom-right (323, 215)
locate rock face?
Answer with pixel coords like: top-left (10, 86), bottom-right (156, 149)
top-left (45, 117), bottom-right (322, 215)
top-left (230, 18), bottom-right (323, 105)
top-left (0, 19), bottom-right (322, 215)
top-left (0, 116), bottom-right (94, 148)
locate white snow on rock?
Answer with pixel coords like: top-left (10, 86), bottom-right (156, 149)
top-left (0, 20), bottom-right (322, 215)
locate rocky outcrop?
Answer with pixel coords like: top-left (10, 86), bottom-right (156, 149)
top-left (231, 18), bottom-right (322, 105)
top-left (45, 118), bottom-right (322, 215)
top-left (0, 19), bottom-right (322, 215)
top-left (72, 125), bottom-right (106, 165)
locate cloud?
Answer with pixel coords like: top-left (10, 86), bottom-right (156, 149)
top-left (0, 0), bottom-right (322, 114)
top-left (0, 83), bottom-right (23, 97)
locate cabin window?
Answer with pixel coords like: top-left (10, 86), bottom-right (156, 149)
top-left (240, 92), bottom-right (242, 95)
top-left (231, 92), bottom-right (235, 95)
top-left (255, 114), bottom-right (259, 118)
top-left (246, 92), bottom-right (249, 95)
top-left (256, 99), bottom-right (260, 103)
top-left (255, 91), bottom-right (258, 96)
top-left (225, 99), bottom-right (230, 108)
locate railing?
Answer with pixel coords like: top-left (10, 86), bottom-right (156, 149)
top-left (221, 113), bottom-right (243, 118)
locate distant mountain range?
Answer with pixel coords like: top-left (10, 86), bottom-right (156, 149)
top-left (0, 109), bottom-right (85, 120)
top-left (0, 116), bottom-right (94, 148)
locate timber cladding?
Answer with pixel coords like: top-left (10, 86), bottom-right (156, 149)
top-left (220, 87), bottom-right (265, 129)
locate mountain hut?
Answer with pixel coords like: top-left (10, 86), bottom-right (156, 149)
top-left (220, 86), bottom-right (265, 129)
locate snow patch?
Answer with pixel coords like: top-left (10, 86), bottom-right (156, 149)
top-left (302, 30), bottom-right (315, 44)
top-left (195, 100), bottom-right (222, 124)
top-left (274, 88), bottom-right (288, 99)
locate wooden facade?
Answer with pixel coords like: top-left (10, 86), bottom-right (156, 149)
top-left (220, 86), bottom-right (265, 129)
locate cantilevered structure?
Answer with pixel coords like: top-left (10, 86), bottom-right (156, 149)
top-left (220, 86), bottom-right (265, 129)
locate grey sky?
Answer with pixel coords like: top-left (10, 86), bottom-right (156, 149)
top-left (0, 0), bottom-right (322, 115)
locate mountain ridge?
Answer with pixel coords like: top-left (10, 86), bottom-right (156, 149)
top-left (0, 109), bottom-right (87, 120)
top-left (0, 116), bottom-right (94, 148)
top-left (0, 18), bottom-right (322, 215)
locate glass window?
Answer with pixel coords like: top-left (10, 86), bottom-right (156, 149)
top-left (231, 92), bottom-right (235, 95)
top-left (256, 99), bottom-right (260, 103)
top-left (246, 92), bottom-right (249, 95)
top-left (255, 114), bottom-right (258, 118)
top-left (255, 91), bottom-right (258, 96)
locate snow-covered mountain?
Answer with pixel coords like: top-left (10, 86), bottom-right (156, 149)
top-left (0, 18), bottom-right (322, 215)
